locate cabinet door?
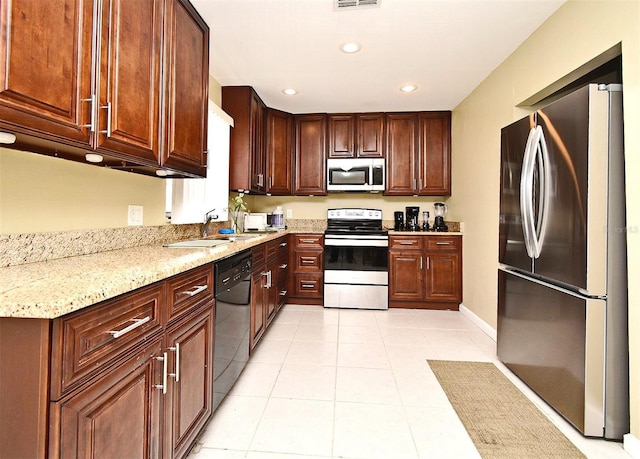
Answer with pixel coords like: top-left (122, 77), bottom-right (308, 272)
top-left (385, 113), bottom-right (417, 195)
top-left (250, 96), bottom-right (267, 192)
top-left (389, 251), bottom-right (424, 301)
top-left (94, 0), bottom-right (162, 163)
top-left (51, 338), bottom-right (163, 459)
top-left (425, 251), bottom-right (461, 302)
top-left (266, 108), bottom-right (293, 195)
top-left (357, 113), bottom-right (384, 158)
top-left (165, 305), bottom-right (214, 459)
top-left (294, 114), bottom-right (327, 196)
top-left (250, 269), bottom-right (267, 351)
top-left (417, 112), bottom-right (451, 195)
top-left (328, 114), bottom-right (355, 158)
top-left (0, 0), bottom-right (93, 146)
top-left (161, 0), bottom-right (209, 177)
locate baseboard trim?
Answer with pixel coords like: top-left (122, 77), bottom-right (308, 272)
top-left (459, 303), bottom-right (497, 341)
top-left (625, 433), bottom-right (640, 458)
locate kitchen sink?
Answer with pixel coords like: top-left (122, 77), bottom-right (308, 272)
top-left (164, 239), bottom-right (231, 248)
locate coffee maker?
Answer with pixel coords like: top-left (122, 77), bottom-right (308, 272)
top-left (433, 202), bottom-right (448, 232)
top-left (405, 206), bottom-right (419, 231)
top-left (394, 211), bottom-right (404, 231)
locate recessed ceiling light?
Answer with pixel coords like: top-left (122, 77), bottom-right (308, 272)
top-left (282, 88), bottom-right (298, 95)
top-left (85, 153), bottom-right (103, 163)
top-left (340, 42), bottom-right (362, 54)
top-left (400, 84), bottom-right (418, 93)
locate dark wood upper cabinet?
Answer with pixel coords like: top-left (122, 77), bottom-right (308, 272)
top-left (357, 113), bottom-right (385, 158)
top-left (386, 111), bottom-right (451, 196)
top-left (0, 0), bottom-right (209, 178)
top-left (223, 86), bottom-right (267, 193)
top-left (327, 113), bottom-right (384, 158)
top-left (385, 113), bottom-right (418, 195)
top-left (417, 112), bottom-right (451, 195)
top-left (161, 0), bottom-right (210, 177)
top-left (266, 108), bottom-right (294, 195)
top-left (94, 0), bottom-right (163, 165)
top-left (328, 114), bottom-right (355, 158)
top-left (294, 114), bottom-right (327, 196)
top-left (0, 0), bottom-right (94, 146)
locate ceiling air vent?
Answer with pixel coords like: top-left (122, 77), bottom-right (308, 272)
top-left (334, 0), bottom-right (381, 11)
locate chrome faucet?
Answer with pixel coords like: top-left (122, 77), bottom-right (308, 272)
top-left (201, 208), bottom-right (218, 237)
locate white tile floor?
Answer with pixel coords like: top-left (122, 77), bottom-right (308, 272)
top-left (189, 305), bottom-right (630, 459)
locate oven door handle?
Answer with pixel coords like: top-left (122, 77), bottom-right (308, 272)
top-left (324, 238), bottom-right (388, 247)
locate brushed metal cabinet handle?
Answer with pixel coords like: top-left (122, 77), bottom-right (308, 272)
top-left (109, 316), bottom-right (151, 338)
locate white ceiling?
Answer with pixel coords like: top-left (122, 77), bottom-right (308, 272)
top-left (191, 0), bottom-right (565, 114)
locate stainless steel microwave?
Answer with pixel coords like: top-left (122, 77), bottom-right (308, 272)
top-left (326, 158), bottom-right (385, 192)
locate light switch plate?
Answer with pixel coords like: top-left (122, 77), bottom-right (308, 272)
top-left (286, 208), bottom-right (293, 218)
top-left (128, 205), bottom-right (143, 226)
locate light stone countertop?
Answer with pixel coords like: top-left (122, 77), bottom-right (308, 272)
top-left (0, 231), bottom-right (295, 320)
top-left (1, 225), bottom-right (462, 320)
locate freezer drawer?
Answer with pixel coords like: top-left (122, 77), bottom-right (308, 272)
top-left (497, 269), bottom-right (607, 438)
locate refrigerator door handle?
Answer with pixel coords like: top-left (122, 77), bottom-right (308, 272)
top-left (520, 127), bottom-right (537, 258)
top-left (531, 126), bottom-right (551, 258)
top-left (520, 125), bottom-right (551, 259)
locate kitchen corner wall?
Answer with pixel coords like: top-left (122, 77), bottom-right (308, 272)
top-left (449, 0), bottom-right (640, 444)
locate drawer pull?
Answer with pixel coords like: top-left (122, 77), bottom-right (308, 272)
top-left (109, 316), bottom-right (151, 339)
top-left (183, 285), bottom-right (208, 297)
top-left (301, 259), bottom-right (314, 264)
top-left (301, 283), bottom-right (315, 288)
top-left (300, 239), bottom-right (316, 243)
top-left (169, 343), bottom-right (180, 382)
top-left (280, 242), bottom-right (288, 247)
top-left (399, 241), bottom-right (417, 245)
top-left (279, 290), bottom-right (288, 296)
top-left (280, 263), bottom-right (288, 269)
top-left (436, 242), bottom-right (451, 246)
top-left (155, 352), bottom-right (168, 395)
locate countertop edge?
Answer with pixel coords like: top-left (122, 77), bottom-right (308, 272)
top-left (0, 230), bottom-right (310, 320)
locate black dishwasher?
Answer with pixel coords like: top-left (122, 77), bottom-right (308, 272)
top-left (213, 250), bottom-right (251, 410)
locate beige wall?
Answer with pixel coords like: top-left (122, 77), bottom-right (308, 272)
top-left (250, 194), bottom-right (452, 224)
top-left (449, 0), bottom-right (639, 440)
top-left (0, 148), bottom-right (166, 234)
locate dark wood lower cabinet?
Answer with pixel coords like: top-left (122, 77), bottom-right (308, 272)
top-left (0, 264), bottom-right (215, 459)
top-left (389, 235), bottom-right (462, 309)
top-left (250, 235), bottom-right (289, 351)
top-left (165, 306), bottom-right (215, 459)
top-left (50, 338), bottom-right (164, 459)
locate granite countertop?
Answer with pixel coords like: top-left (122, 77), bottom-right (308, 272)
top-left (0, 222), bottom-right (461, 320)
top-left (0, 231), bottom-right (295, 320)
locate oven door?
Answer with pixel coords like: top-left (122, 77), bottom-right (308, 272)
top-left (324, 235), bottom-right (388, 309)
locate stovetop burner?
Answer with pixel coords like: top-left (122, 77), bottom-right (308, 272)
top-left (325, 208), bottom-right (386, 236)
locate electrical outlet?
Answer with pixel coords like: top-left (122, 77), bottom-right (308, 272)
top-left (128, 205), bottom-right (143, 226)
top-left (286, 208), bottom-right (293, 219)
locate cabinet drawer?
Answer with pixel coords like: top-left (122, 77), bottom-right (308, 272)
top-left (50, 284), bottom-right (163, 399)
top-left (252, 244), bottom-right (266, 269)
top-left (292, 273), bottom-right (323, 297)
top-left (293, 234), bottom-right (324, 248)
top-left (425, 236), bottom-right (460, 251)
top-left (294, 250), bottom-right (323, 271)
top-left (389, 236), bottom-right (424, 250)
top-left (165, 264), bottom-right (214, 324)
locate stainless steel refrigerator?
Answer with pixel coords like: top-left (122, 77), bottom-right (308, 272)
top-left (497, 83), bottom-right (629, 440)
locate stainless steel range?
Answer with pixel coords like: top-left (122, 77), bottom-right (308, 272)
top-left (324, 208), bottom-right (389, 310)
